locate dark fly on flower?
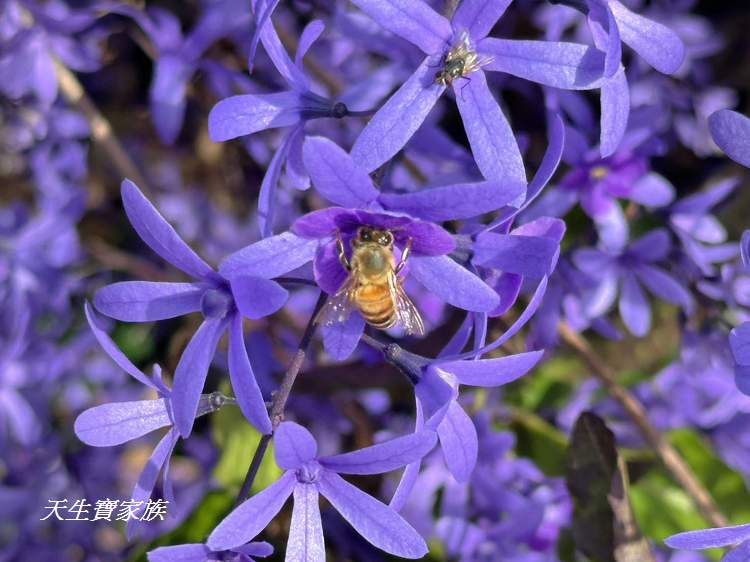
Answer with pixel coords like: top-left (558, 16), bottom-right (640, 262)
top-left (434, 31), bottom-right (493, 87)
top-left (315, 226), bottom-right (425, 336)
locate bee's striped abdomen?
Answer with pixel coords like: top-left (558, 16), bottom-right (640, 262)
top-left (355, 283), bottom-right (396, 328)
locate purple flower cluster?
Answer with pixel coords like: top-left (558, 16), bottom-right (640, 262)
top-left (4, 0), bottom-right (750, 561)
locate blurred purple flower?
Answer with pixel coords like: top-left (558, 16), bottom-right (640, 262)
top-left (207, 421), bottom-right (436, 559)
top-left (573, 228), bottom-right (693, 336)
top-left (94, 180), bottom-right (276, 437)
top-left (349, 0), bottom-right (607, 183)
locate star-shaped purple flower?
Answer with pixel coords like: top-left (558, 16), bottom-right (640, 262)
top-left (349, 0), bottom-right (607, 183)
top-left (573, 228), bottom-right (693, 336)
top-left (94, 180), bottom-right (280, 437)
top-left (207, 422), bottom-right (436, 559)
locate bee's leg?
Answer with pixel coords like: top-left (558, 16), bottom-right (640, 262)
top-left (459, 76), bottom-right (471, 101)
top-left (395, 238), bottom-right (413, 274)
top-left (336, 229), bottom-right (351, 271)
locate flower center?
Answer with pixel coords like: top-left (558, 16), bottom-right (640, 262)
top-left (435, 32), bottom-right (487, 86)
top-left (589, 165), bottom-right (609, 180)
top-left (200, 286), bottom-right (233, 319)
top-left (295, 461), bottom-right (322, 484)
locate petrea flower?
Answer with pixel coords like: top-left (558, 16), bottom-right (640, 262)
top-left (94, 180), bottom-right (278, 437)
top-left (669, 178), bottom-right (739, 276)
top-left (526, 120), bottom-right (674, 251)
top-left (666, 523), bottom-right (750, 562)
top-left (74, 303), bottom-right (233, 538)
top-left (111, 1), bottom-right (252, 143)
top-left (148, 540), bottom-right (273, 562)
top-left (349, 0), bottom-right (607, 183)
top-left (573, 228), bottom-right (693, 336)
top-left (208, 13), bottom-right (351, 237)
top-left (207, 422), bottom-right (436, 559)
top-left (709, 109), bottom-right (750, 168)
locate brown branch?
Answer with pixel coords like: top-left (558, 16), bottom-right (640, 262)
top-left (558, 322), bottom-right (728, 528)
top-left (54, 59), bottom-right (153, 194)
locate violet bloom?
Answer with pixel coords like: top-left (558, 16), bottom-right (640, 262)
top-left (349, 0), bottom-right (607, 184)
top-left (666, 523), bottom-right (750, 562)
top-left (94, 180), bottom-right (279, 437)
top-left (573, 228), bottom-right (693, 336)
top-left (709, 109), bottom-right (750, 168)
top-left (74, 304), bottom-right (233, 538)
top-left (148, 541), bottom-right (272, 562)
top-left (112, 1), bottom-right (252, 144)
top-left (207, 422), bottom-right (436, 559)
top-left (208, 14), bottom-right (351, 237)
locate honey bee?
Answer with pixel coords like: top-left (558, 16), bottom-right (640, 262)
top-left (315, 226), bottom-right (425, 336)
top-left (434, 31), bottom-right (492, 87)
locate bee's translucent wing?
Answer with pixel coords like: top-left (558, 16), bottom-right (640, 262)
top-left (315, 275), bottom-right (358, 326)
top-left (388, 273), bottom-right (425, 336)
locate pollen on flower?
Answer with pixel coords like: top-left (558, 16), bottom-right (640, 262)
top-left (590, 165), bottom-right (610, 180)
top-left (295, 461), bottom-right (322, 484)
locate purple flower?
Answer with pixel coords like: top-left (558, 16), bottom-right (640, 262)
top-left (94, 180), bottom-right (278, 437)
top-left (709, 109), bottom-right (750, 168)
top-left (349, 0), bottom-right (607, 183)
top-left (207, 422), bottom-right (436, 559)
top-left (573, 228), bottom-right (693, 336)
top-left (731, 322), bottom-right (750, 397)
top-left (666, 523), bottom-right (750, 561)
top-left (148, 540), bottom-right (273, 562)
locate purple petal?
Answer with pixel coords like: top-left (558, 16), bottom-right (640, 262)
top-left (295, 20), bottom-right (325, 69)
top-left (452, 0), bottom-right (511, 41)
top-left (629, 173), bottom-right (675, 208)
top-left (350, 58), bottom-right (445, 172)
top-left (730, 323), bottom-right (750, 366)
top-left (321, 313), bottom-right (365, 361)
top-left (588, 1), bottom-right (621, 78)
top-left (258, 126), bottom-right (296, 238)
top-left (207, 472), bottom-right (296, 550)
top-left (121, 180), bottom-right (214, 280)
top-left (634, 265), bottom-right (693, 312)
top-left (454, 70), bottom-right (525, 186)
top-left (320, 431), bottom-right (437, 475)
top-left (708, 110), bottom-right (750, 168)
top-left (317, 471), bottom-right (428, 558)
top-left (220, 232), bottom-right (318, 279)
top-left (250, 1), bottom-right (308, 88)
top-left (171, 318), bottom-right (228, 437)
top-left (74, 399), bottom-right (172, 447)
top-left (410, 256), bottom-right (500, 312)
top-left (149, 55), bottom-right (192, 144)
top-left (379, 179), bottom-right (525, 222)
top-left (619, 272), bottom-right (650, 337)
top-left (349, 0), bottom-right (451, 55)
top-left (231, 276), bottom-right (288, 320)
top-left (233, 542), bottom-right (274, 558)
top-left (628, 228), bottom-right (671, 262)
top-left (472, 232), bottom-right (560, 278)
top-left (127, 428), bottom-right (179, 539)
top-left (437, 350), bottom-right (543, 387)
top-left (228, 315), bottom-right (272, 434)
top-left (275, 422), bottom-right (318, 470)
top-left (314, 239), bottom-right (349, 295)
top-left (0, 390), bottom-right (40, 446)
top-left (742, 230), bottom-right (750, 273)
top-left (480, 39), bottom-right (605, 89)
top-left (415, 369), bottom-right (457, 429)
top-left (292, 208), bottom-right (350, 239)
top-left (609, 0), bottom-right (685, 75)
top-left (94, 282), bottom-right (203, 322)
top-left (665, 523), bottom-right (750, 550)
top-left (84, 302), bottom-right (156, 389)
top-left (287, 484), bottom-right (325, 562)
top-left (600, 69), bottom-right (630, 157)
top-left (725, 541), bottom-right (750, 562)
top-left (437, 401), bottom-right (477, 482)
top-left (208, 92), bottom-right (301, 141)
top-left (147, 544), bottom-right (212, 562)
top-left (303, 136), bottom-right (379, 207)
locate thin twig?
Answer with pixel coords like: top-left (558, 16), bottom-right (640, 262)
top-left (54, 59), bottom-right (153, 194)
top-left (233, 292), bottom-right (327, 506)
top-left (558, 322), bottom-right (728, 528)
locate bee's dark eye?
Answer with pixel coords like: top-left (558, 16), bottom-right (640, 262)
top-left (358, 227), bottom-right (372, 241)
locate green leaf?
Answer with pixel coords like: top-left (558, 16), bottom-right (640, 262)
top-left (212, 402), bottom-right (281, 493)
top-left (112, 323), bottom-right (154, 364)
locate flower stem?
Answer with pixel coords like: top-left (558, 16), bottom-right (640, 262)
top-left (557, 322), bottom-right (728, 528)
top-left (233, 291), bottom-right (328, 507)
